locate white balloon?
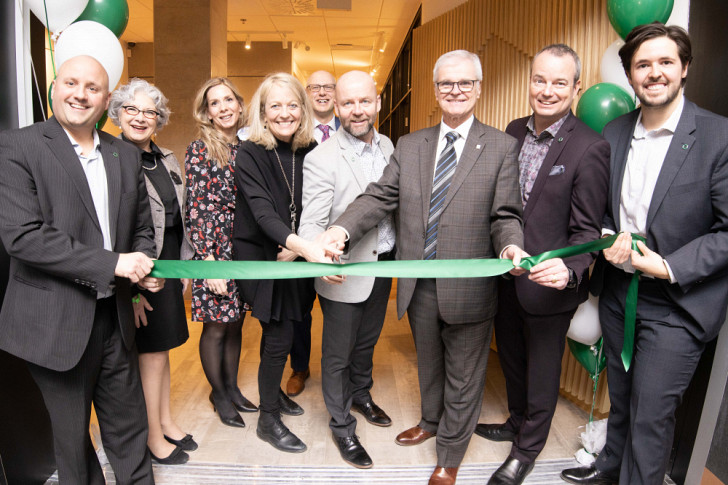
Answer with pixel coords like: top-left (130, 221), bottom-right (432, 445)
top-left (55, 21), bottom-right (124, 90)
top-left (600, 39), bottom-right (635, 101)
top-left (25, 0), bottom-right (89, 34)
top-left (567, 293), bottom-right (602, 345)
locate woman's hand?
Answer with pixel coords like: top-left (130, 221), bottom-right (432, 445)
top-left (277, 245), bottom-right (298, 262)
top-left (133, 294), bottom-right (153, 328)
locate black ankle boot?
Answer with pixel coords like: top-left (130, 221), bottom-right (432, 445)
top-left (256, 412), bottom-right (307, 453)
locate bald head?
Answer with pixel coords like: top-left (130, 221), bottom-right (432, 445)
top-left (334, 70), bottom-right (380, 143)
top-left (52, 55), bottom-right (110, 138)
top-left (305, 70), bottom-right (336, 123)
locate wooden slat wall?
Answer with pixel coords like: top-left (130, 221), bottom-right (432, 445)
top-left (411, 0), bottom-right (617, 413)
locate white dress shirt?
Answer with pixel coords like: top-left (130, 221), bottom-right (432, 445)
top-left (313, 116), bottom-right (338, 144)
top-left (433, 115), bottom-right (474, 176)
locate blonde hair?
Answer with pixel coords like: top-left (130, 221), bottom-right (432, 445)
top-left (192, 77), bottom-right (245, 168)
top-left (246, 72), bottom-right (315, 152)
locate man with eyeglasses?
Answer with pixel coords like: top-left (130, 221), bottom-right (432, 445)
top-left (306, 70), bottom-right (341, 144)
top-left (473, 44), bottom-right (609, 485)
top-left (318, 49), bottom-right (525, 485)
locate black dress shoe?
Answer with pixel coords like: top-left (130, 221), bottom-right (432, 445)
top-left (333, 434), bottom-right (373, 469)
top-left (487, 456), bottom-right (534, 485)
top-left (232, 393), bottom-right (258, 413)
top-left (257, 412), bottom-right (307, 453)
top-left (209, 393), bottom-right (246, 428)
top-left (149, 446), bottom-right (189, 465)
top-left (164, 434), bottom-right (198, 451)
top-left (475, 423), bottom-right (516, 442)
top-left (278, 389), bottom-right (304, 416)
top-left (560, 465), bottom-right (618, 485)
top-left (351, 400), bottom-right (392, 427)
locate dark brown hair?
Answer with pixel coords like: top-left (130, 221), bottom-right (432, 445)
top-left (618, 22), bottom-right (692, 86)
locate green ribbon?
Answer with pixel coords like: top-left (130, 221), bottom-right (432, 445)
top-left (150, 233), bottom-right (645, 371)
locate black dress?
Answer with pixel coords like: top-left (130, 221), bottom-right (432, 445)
top-left (135, 144), bottom-right (189, 353)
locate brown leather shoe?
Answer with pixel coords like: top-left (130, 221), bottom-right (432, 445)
top-left (394, 425), bottom-right (435, 446)
top-left (286, 368), bottom-right (310, 396)
top-left (428, 466), bottom-right (458, 485)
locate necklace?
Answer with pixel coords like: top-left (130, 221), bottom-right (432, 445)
top-left (142, 159), bottom-right (158, 171)
top-left (272, 147), bottom-right (297, 232)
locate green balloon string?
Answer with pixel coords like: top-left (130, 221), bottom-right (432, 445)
top-left (42, 0), bottom-right (57, 79)
top-left (150, 233), bottom-right (645, 371)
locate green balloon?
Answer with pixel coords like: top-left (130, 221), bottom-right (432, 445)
top-left (48, 83), bottom-right (54, 114)
top-left (96, 110), bottom-right (109, 130)
top-left (607, 0), bottom-right (674, 39)
top-left (576, 83), bottom-right (636, 134)
top-left (75, 0), bottom-right (130, 38)
top-left (568, 338), bottom-right (607, 377)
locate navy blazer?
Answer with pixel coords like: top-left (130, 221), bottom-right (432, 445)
top-left (507, 112), bottom-right (610, 315)
top-left (598, 99), bottom-right (728, 342)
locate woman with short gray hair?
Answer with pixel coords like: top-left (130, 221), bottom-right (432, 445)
top-left (109, 78), bottom-right (195, 465)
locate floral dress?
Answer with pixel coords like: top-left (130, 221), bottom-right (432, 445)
top-left (184, 139), bottom-right (243, 323)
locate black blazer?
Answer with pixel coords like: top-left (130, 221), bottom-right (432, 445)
top-left (596, 99), bottom-right (728, 342)
top-left (0, 117), bottom-right (155, 371)
top-left (507, 112), bottom-right (610, 315)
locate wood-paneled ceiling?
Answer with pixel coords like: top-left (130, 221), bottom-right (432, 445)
top-left (122, 0), bottom-right (421, 86)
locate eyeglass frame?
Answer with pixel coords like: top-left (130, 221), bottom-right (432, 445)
top-left (434, 79), bottom-right (480, 94)
top-left (121, 105), bottom-right (161, 119)
top-left (306, 83), bottom-right (336, 93)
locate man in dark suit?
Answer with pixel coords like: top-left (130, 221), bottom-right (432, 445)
top-left (561, 23), bottom-right (728, 485)
top-left (320, 50), bottom-right (525, 485)
top-left (285, 69), bottom-right (341, 397)
top-left (0, 55), bottom-right (162, 484)
top-left (474, 44), bottom-right (610, 485)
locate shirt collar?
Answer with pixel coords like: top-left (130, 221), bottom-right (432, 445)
top-left (341, 127), bottom-right (381, 156)
top-left (318, 115), bottom-right (337, 130)
top-left (634, 96), bottom-right (685, 139)
top-left (439, 115), bottom-right (474, 142)
top-left (64, 129), bottom-right (101, 159)
top-left (526, 113), bottom-right (568, 140)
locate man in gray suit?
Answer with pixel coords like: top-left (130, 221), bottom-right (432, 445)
top-left (0, 55), bottom-right (162, 484)
top-left (299, 70), bottom-right (394, 469)
top-left (561, 23), bottom-right (728, 485)
top-left (320, 50), bottom-right (525, 485)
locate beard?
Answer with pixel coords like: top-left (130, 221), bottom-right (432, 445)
top-left (344, 118), bottom-right (374, 139)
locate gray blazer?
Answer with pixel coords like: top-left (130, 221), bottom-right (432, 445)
top-left (299, 129), bottom-right (394, 303)
top-left (334, 118), bottom-right (524, 324)
top-left (143, 146), bottom-right (194, 260)
top-left (0, 117), bottom-right (156, 371)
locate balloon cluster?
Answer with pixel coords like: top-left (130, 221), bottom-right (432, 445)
top-left (27, 0), bottom-right (129, 127)
top-left (575, 0), bottom-right (674, 134)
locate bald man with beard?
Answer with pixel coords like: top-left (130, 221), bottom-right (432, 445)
top-left (299, 71), bottom-right (394, 469)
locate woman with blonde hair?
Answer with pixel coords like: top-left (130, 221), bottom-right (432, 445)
top-left (233, 72), bottom-right (331, 453)
top-left (185, 77), bottom-right (257, 429)
top-left (109, 78), bottom-right (194, 464)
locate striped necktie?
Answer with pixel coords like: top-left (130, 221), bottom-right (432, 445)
top-left (318, 124), bottom-right (331, 142)
top-left (424, 131), bottom-right (459, 260)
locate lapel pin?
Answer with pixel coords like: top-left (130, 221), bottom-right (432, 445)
top-left (476, 144), bottom-right (481, 149)
top-left (558, 137), bottom-right (564, 142)
top-left (682, 144), bottom-right (689, 149)
top-left (113, 152), bottom-right (118, 157)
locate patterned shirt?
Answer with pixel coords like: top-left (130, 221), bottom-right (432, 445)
top-left (518, 115), bottom-right (567, 207)
top-left (340, 128), bottom-right (395, 253)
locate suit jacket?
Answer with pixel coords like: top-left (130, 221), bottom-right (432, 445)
top-left (597, 99), bottom-right (728, 342)
top-left (506, 112), bottom-right (610, 315)
top-left (142, 146), bottom-right (193, 260)
top-left (334, 118), bottom-right (523, 324)
top-left (0, 117), bottom-right (156, 371)
top-left (299, 129), bottom-right (395, 303)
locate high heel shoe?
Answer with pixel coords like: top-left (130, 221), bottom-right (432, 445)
top-left (209, 392), bottom-right (245, 428)
top-left (231, 392), bottom-right (258, 413)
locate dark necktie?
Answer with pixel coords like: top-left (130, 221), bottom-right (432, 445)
top-left (318, 124), bottom-right (331, 142)
top-left (424, 131), bottom-right (458, 260)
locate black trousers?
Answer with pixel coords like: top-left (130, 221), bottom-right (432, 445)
top-left (494, 279), bottom-right (574, 464)
top-left (27, 297), bottom-right (153, 485)
top-left (289, 312), bottom-right (312, 372)
top-left (595, 269), bottom-right (705, 485)
top-left (319, 277), bottom-right (391, 437)
top-left (407, 278), bottom-right (492, 468)
top-left (259, 317), bottom-right (301, 414)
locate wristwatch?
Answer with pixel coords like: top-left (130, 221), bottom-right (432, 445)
top-left (566, 268), bottom-right (578, 289)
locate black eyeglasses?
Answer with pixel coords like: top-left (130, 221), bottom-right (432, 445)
top-left (306, 84), bottom-right (336, 93)
top-left (122, 105), bottom-right (160, 119)
top-left (435, 80), bottom-right (479, 94)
